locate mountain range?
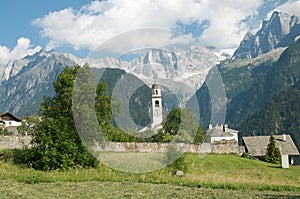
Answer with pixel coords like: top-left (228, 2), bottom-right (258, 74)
top-left (1, 11), bottom-right (300, 153)
top-left (0, 50), bottom-right (76, 116)
top-left (0, 40), bottom-right (226, 116)
top-left (191, 20), bottom-right (300, 154)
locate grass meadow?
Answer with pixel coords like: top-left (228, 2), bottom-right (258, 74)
top-left (0, 151), bottom-right (300, 198)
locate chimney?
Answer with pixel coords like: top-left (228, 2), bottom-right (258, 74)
top-left (283, 134), bottom-right (286, 142)
top-left (209, 124), bottom-right (213, 130)
top-left (223, 124), bottom-right (228, 132)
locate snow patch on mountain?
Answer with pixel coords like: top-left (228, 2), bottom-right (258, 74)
top-left (66, 45), bottom-right (223, 90)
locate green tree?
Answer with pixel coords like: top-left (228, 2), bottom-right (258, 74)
top-left (163, 108), bottom-right (181, 135)
top-left (29, 65), bottom-right (101, 170)
top-left (95, 83), bottom-right (113, 127)
top-left (163, 108), bottom-right (200, 143)
top-left (193, 125), bottom-right (206, 144)
top-left (265, 134), bottom-right (281, 164)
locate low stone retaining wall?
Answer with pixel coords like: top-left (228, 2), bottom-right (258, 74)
top-left (211, 140), bottom-right (245, 154)
top-left (94, 141), bottom-right (244, 154)
top-left (0, 135), bottom-right (32, 149)
top-left (0, 136), bottom-right (244, 154)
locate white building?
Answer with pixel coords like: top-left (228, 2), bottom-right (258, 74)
top-left (151, 82), bottom-right (163, 130)
top-left (205, 124), bottom-right (239, 144)
top-left (243, 134), bottom-right (299, 168)
top-left (0, 112), bottom-right (22, 128)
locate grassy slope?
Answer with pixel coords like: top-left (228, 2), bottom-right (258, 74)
top-left (184, 154), bottom-right (300, 189)
top-left (0, 153), bottom-right (300, 198)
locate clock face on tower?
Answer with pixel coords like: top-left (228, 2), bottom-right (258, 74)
top-left (154, 109), bottom-right (161, 116)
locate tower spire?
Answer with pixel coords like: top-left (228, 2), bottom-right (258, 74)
top-left (151, 82), bottom-right (163, 130)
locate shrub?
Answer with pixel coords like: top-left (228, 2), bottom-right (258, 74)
top-left (163, 144), bottom-right (187, 173)
top-left (241, 152), bottom-right (256, 160)
top-left (29, 117), bottom-right (98, 170)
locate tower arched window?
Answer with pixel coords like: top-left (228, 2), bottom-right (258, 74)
top-left (155, 90), bottom-right (158, 95)
top-left (155, 100), bottom-right (159, 107)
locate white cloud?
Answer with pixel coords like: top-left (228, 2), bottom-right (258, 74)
top-left (269, 0), bottom-right (300, 17)
top-left (32, 0), bottom-right (266, 52)
top-left (197, 0), bottom-right (262, 48)
top-left (0, 37), bottom-right (42, 65)
top-left (89, 28), bottom-right (196, 58)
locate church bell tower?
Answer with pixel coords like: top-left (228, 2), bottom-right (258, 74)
top-left (151, 82), bottom-right (163, 129)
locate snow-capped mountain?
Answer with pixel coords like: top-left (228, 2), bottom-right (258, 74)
top-left (1, 11), bottom-right (298, 117)
top-left (0, 44), bottom-right (222, 115)
top-left (232, 11), bottom-right (300, 59)
top-left (66, 45), bottom-right (222, 89)
top-left (0, 50), bottom-right (71, 82)
top-left (0, 49), bottom-right (76, 115)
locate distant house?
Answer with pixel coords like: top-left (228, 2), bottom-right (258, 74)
top-left (205, 124), bottom-right (239, 144)
top-left (243, 135), bottom-right (299, 164)
top-left (0, 112), bottom-right (22, 128)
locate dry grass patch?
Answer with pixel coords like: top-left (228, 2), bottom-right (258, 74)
top-left (0, 180), bottom-right (300, 199)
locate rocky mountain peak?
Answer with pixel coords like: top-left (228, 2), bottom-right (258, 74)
top-left (25, 49), bottom-right (60, 60)
top-left (0, 49), bottom-right (69, 83)
top-left (244, 32), bottom-right (255, 40)
top-left (262, 11), bottom-right (291, 35)
top-left (0, 49), bottom-right (77, 115)
top-left (232, 11), bottom-right (300, 60)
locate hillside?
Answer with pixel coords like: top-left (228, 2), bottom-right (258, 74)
top-left (238, 81), bottom-right (300, 152)
top-left (192, 38), bottom-right (300, 125)
top-left (0, 152), bottom-right (299, 198)
top-left (92, 68), bottom-right (179, 129)
top-left (189, 47), bottom-right (284, 127)
top-left (228, 38), bottom-right (300, 125)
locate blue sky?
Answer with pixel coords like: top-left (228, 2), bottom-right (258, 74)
top-left (0, 1), bottom-right (90, 48)
top-left (0, 0), bottom-right (300, 64)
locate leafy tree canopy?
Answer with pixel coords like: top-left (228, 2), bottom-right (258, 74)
top-left (29, 65), bottom-right (101, 170)
top-left (163, 108), bottom-right (204, 143)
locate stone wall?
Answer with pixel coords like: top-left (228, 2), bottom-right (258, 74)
top-left (0, 136), bottom-right (244, 154)
top-left (0, 135), bottom-right (32, 149)
top-left (94, 141), bottom-right (244, 154)
top-left (210, 140), bottom-right (245, 154)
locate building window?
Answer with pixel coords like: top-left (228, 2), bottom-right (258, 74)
top-left (155, 100), bottom-right (159, 107)
top-left (155, 90), bottom-right (158, 95)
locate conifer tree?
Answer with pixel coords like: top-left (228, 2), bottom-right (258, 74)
top-left (265, 134), bottom-right (281, 164)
